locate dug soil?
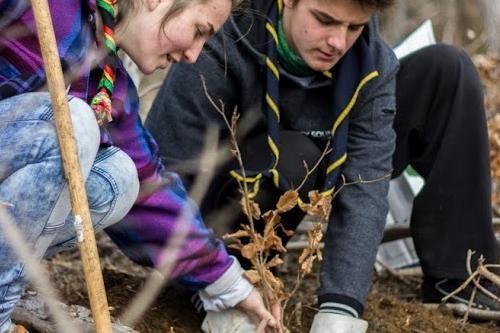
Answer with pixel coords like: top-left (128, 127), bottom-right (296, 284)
top-left (40, 235), bottom-right (499, 333)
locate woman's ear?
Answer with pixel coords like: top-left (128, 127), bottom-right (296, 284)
top-left (283, 0), bottom-right (296, 9)
top-left (146, 0), bottom-right (161, 11)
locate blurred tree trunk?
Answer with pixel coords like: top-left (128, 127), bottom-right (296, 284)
top-left (440, 0), bottom-right (457, 44)
top-left (481, 0), bottom-right (500, 53)
top-left (380, 2), bottom-right (408, 46)
top-left (457, 0), bottom-right (481, 46)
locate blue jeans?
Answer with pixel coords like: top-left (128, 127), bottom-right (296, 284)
top-left (0, 93), bottom-right (139, 333)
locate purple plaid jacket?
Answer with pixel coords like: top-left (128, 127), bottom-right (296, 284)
top-left (0, 0), bottom-right (232, 288)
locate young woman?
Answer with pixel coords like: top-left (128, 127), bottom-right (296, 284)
top-left (0, 1), bottom-right (280, 332)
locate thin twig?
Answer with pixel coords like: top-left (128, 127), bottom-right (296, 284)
top-left (478, 264), bottom-right (500, 287)
top-left (295, 142), bottom-right (331, 192)
top-left (332, 172), bottom-right (392, 199)
top-left (0, 206), bottom-right (81, 333)
top-left (441, 271), bottom-right (481, 303)
top-left (120, 128), bottom-right (220, 327)
top-left (461, 279), bottom-right (478, 328)
top-left (444, 250), bottom-right (500, 308)
top-left (375, 259), bottom-right (421, 285)
top-left (201, 74), bottom-right (276, 312)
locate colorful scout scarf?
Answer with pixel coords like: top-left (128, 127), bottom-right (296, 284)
top-left (91, 0), bottom-right (118, 125)
top-left (231, 0), bottom-right (380, 203)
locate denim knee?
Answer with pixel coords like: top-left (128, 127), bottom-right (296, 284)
top-left (44, 147), bottom-right (138, 255)
top-left (67, 96), bottom-right (101, 176)
top-left (0, 93), bottom-right (100, 183)
top-left (88, 147), bottom-right (139, 228)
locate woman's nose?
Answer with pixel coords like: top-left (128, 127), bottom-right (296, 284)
top-left (183, 39), bottom-right (205, 64)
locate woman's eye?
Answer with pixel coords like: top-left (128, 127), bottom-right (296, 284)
top-left (195, 26), bottom-right (203, 38)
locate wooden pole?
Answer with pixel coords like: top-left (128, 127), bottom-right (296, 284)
top-left (30, 1), bottom-right (113, 332)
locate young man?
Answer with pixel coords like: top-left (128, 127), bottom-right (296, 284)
top-left (146, 0), bottom-right (499, 331)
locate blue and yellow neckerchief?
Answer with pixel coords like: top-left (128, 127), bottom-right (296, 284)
top-left (231, 0), bottom-right (379, 203)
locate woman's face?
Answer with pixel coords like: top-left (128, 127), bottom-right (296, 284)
top-left (117, 0), bottom-right (231, 74)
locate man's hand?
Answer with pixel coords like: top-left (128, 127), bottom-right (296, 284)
top-left (236, 288), bottom-right (283, 333)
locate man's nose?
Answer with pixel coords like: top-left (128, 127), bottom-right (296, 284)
top-left (326, 26), bottom-right (348, 53)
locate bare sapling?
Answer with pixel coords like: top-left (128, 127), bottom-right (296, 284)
top-left (201, 76), bottom-right (336, 331)
top-left (200, 74), bottom-right (395, 331)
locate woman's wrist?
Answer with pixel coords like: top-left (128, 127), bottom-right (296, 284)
top-left (198, 256), bottom-right (254, 312)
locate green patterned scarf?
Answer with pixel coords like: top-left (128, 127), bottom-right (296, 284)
top-left (276, 18), bottom-right (315, 77)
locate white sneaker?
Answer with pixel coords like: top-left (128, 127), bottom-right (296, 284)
top-left (309, 313), bottom-right (368, 333)
top-left (201, 309), bottom-right (256, 333)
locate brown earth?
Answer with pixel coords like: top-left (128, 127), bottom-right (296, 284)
top-left (38, 235), bottom-right (499, 333)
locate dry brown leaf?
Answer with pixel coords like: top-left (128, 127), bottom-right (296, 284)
top-left (306, 193), bottom-right (332, 220)
top-left (240, 197), bottom-right (261, 220)
top-left (241, 243), bottom-right (259, 259)
top-left (266, 255), bottom-right (284, 268)
top-left (262, 210), bottom-right (281, 225)
top-left (309, 223), bottom-right (324, 247)
top-left (244, 270), bottom-right (262, 284)
top-left (308, 190), bottom-right (322, 204)
top-left (316, 248), bottom-right (323, 262)
top-left (223, 229), bottom-right (250, 240)
top-left (263, 221), bottom-right (276, 241)
top-left (264, 233), bottom-right (287, 253)
top-left (298, 248), bottom-right (311, 264)
top-left (254, 234), bottom-right (265, 250)
top-left (300, 256), bottom-right (315, 274)
top-left (264, 269), bottom-right (285, 291)
top-left (276, 190), bottom-right (299, 213)
top-left (228, 243), bottom-right (243, 251)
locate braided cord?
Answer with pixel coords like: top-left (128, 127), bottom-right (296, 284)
top-left (91, 0), bottom-right (117, 125)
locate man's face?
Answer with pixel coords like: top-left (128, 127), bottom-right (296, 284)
top-left (282, 0), bottom-right (375, 72)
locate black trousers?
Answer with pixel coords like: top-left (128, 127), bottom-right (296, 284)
top-left (394, 44), bottom-right (497, 278)
top-left (202, 44), bottom-right (498, 280)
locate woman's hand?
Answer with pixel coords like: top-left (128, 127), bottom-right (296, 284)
top-left (235, 288), bottom-right (283, 333)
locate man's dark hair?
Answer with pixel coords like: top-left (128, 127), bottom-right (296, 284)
top-left (356, 0), bottom-right (395, 10)
top-left (291, 0), bottom-right (395, 10)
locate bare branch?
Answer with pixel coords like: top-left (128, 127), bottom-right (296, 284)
top-left (295, 142), bottom-right (331, 192)
top-left (0, 206), bottom-right (82, 333)
top-left (120, 127), bottom-right (220, 327)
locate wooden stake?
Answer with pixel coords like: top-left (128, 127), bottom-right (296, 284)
top-left (30, 1), bottom-right (113, 332)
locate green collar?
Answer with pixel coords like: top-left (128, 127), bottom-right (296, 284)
top-left (276, 18), bottom-right (315, 77)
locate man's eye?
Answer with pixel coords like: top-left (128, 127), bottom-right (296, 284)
top-left (317, 17), bottom-right (331, 25)
top-left (349, 25), bottom-right (365, 32)
top-left (313, 14), bottom-right (331, 25)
